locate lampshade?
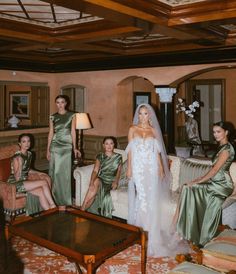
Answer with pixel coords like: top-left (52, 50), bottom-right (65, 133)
top-left (76, 113), bottom-right (92, 130)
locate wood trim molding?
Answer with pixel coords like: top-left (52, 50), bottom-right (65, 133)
top-left (83, 135), bottom-right (128, 160)
top-left (1, 46), bottom-right (236, 72)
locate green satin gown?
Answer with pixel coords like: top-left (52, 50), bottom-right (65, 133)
top-left (88, 152), bottom-right (122, 218)
top-left (8, 151), bottom-right (41, 215)
top-left (49, 111), bottom-right (74, 206)
top-left (177, 143), bottom-right (235, 246)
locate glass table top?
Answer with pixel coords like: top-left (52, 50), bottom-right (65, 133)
top-left (13, 210), bottom-right (138, 254)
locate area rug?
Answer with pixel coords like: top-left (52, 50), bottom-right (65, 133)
top-left (4, 236), bottom-right (178, 273)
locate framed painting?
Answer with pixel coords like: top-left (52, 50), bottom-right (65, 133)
top-left (133, 92), bottom-right (151, 114)
top-left (10, 92), bottom-right (30, 118)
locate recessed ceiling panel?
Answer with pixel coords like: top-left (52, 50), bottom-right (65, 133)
top-left (0, 0), bottom-right (102, 27)
top-left (0, 0), bottom-right (236, 72)
top-left (158, 0), bottom-right (206, 6)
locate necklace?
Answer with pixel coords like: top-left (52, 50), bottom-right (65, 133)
top-left (138, 124), bottom-right (149, 129)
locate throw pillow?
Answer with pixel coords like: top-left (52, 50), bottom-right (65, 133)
top-left (118, 160), bottom-right (128, 187)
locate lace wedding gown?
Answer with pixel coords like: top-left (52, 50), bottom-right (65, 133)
top-left (126, 136), bottom-right (175, 257)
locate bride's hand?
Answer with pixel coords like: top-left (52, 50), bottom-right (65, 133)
top-left (126, 168), bottom-right (132, 180)
top-left (159, 167), bottom-right (165, 180)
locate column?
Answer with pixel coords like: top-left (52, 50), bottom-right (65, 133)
top-left (155, 85), bottom-right (176, 153)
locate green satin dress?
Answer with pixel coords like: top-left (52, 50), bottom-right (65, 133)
top-left (177, 143), bottom-right (235, 246)
top-left (8, 151), bottom-right (41, 215)
top-left (88, 152), bottom-right (122, 218)
top-left (49, 111), bottom-right (75, 206)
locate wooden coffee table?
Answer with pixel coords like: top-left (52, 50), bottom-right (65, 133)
top-left (8, 207), bottom-right (146, 274)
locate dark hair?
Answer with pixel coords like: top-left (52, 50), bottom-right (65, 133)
top-left (18, 133), bottom-right (31, 143)
top-left (103, 136), bottom-right (118, 148)
top-left (55, 95), bottom-right (70, 110)
top-left (213, 121), bottom-right (236, 143)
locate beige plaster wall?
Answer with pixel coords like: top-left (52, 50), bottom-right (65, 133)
top-left (1, 62), bottom-right (236, 137)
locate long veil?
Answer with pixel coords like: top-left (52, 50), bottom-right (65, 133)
top-left (133, 103), bottom-right (172, 190)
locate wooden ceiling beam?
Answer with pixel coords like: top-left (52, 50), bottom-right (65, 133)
top-left (150, 24), bottom-right (196, 40)
top-left (81, 0), bottom-right (167, 24)
top-left (42, 1), bottom-right (220, 45)
top-left (0, 28), bottom-right (54, 43)
top-left (124, 41), bottom-right (211, 55)
top-left (12, 44), bottom-right (49, 52)
top-left (52, 26), bottom-right (140, 43)
top-left (52, 41), bottom-right (123, 54)
top-left (0, 19), bottom-right (140, 46)
top-left (169, 0), bottom-right (236, 26)
top-left (41, 0), bottom-right (150, 29)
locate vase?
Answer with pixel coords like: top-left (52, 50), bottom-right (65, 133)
top-left (8, 115), bottom-right (20, 128)
top-left (175, 146), bottom-right (191, 158)
top-left (185, 117), bottom-right (201, 145)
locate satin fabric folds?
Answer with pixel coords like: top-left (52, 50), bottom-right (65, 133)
top-left (88, 152), bottom-right (122, 218)
top-left (177, 143), bottom-right (235, 246)
top-left (8, 151), bottom-right (41, 215)
top-left (49, 112), bottom-right (74, 206)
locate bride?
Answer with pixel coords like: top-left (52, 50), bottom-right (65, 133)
top-left (126, 103), bottom-right (176, 257)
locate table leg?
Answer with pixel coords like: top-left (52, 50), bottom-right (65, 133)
top-left (84, 255), bottom-right (96, 274)
top-left (141, 231), bottom-right (147, 274)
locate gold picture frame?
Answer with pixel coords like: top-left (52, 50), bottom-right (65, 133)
top-left (10, 92), bottom-right (30, 118)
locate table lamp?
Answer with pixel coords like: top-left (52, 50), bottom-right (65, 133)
top-left (75, 113), bottom-right (92, 165)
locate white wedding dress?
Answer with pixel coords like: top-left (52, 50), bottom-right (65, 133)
top-left (126, 136), bottom-right (175, 257)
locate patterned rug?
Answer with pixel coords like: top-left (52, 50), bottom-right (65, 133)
top-left (2, 236), bottom-right (178, 274)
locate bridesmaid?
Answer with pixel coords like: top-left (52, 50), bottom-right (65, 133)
top-left (81, 136), bottom-right (122, 218)
top-left (8, 133), bottom-right (56, 213)
top-left (174, 121), bottom-right (235, 247)
top-left (47, 95), bottom-right (81, 206)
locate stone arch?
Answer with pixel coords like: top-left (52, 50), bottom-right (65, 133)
top-left (170, 65), bottom-right (235, 87)
top-left (116, 75), bottom-right (162, 136)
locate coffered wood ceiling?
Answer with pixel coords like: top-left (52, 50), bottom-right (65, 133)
top-left (1, 0), bottom-right (236, 72)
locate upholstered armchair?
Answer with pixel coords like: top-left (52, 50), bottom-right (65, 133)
top-left (0, 145), bottom-right (45, 220)
top-left (0, 145), bottom-right (26, 219)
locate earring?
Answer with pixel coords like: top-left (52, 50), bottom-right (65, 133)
top-left (149, 119), bottom-right (152, 126)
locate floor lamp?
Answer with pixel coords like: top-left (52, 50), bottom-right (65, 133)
top-left (75, 113), bottom-right (92, 166)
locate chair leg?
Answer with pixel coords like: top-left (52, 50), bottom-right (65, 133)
top-left (4, 222), bottom-right (11, 241)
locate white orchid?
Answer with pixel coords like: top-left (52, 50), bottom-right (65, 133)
top-left (176, 98), bottom-right (200, 118)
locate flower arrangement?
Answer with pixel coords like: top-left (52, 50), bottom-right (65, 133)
top-left (176, 98), bottom-right (200, 118)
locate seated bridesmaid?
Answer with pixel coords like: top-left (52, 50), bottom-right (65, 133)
top-left (173, 121), bottom-right (235, 248)
top-left (81, 136), bottom-right (122, 218)
top-left (8, 133), bottom-right (56, 213)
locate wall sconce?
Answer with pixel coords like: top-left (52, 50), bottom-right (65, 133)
top-left (75, 113), bottom-right (92, 165)
top-left (155, 85), bottom-right (176, 103)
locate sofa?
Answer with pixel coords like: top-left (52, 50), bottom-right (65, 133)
top-left (73, 149), bottom-right (236, 227)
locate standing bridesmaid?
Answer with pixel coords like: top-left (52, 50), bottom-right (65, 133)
top-left (47, 95), bottom-right (81, 206)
